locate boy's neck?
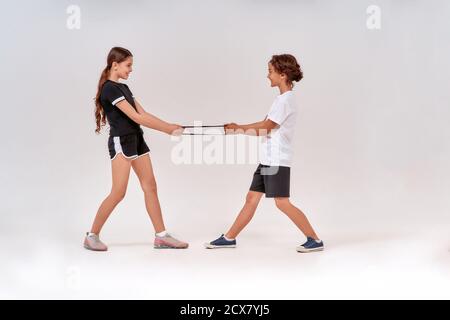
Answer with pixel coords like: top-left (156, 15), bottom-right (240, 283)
top-left (278, 83), bottom-right (292, 95)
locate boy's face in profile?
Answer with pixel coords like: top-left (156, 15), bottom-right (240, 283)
top-left (267, 63), bottom-right (283, 87)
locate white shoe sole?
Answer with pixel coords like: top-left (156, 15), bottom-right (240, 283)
top-left (204, 243), bottom-right (236, 249)
top-left (296, 247), bottom-right (324, 253)
top-left (83, 244), bottom-right (108, 252)
top-left (154, 245), bottom-right (188, 249)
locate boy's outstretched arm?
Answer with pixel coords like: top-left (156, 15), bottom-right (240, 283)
top-left (225, 119), bottom-right (278, 136)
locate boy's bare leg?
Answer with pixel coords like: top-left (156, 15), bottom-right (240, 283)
top-left (274, 197), bottom-right (319, 240)
top-left (225, 191), bottom-right (264, 239)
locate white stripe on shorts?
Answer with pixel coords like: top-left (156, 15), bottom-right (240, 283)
top-left (111, 136), bottom-right (138, 161)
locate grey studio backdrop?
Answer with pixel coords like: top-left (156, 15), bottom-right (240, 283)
top-left (1, 0), bottom-right (449, 298)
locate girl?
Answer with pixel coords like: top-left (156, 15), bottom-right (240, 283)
top-left (205, 54), bottom-right (324, 253)
top-left (84, 47), bottom-right (188, 251)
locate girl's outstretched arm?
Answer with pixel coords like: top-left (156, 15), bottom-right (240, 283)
top-left (133, 98), bottom-right (147, 114)
top-left (115, 99), bottom-right (182, 135)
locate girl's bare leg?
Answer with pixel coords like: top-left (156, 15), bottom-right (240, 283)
top-left (131, 154), bottom-right (166, 233)
top-left (90, 154), bottom-right (132, 234)
top-left (274, 197), bottom-right (319, 239)
top-left (225, 191), bottom-right (264, 239)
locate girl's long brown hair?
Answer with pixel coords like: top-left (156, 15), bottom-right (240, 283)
top-left (94, 47), bottom-right (133, 134)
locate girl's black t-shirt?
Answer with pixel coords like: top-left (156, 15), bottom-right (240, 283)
top-left (100, 80), bottom-right (143, 136)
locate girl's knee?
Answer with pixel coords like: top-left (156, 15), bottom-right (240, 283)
top-left (141, 181), bottom-right (157, 195)
top-left (110, 189), bottom-right (126, 202)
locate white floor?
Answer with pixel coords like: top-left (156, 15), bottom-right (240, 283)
top-left (3, 222), bottom-right (450, 299)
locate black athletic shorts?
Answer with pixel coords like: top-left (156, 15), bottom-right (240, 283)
top-left (249, 164), bottom-right (291, 198)
top-left (108, 132), bottom-right (150, 161)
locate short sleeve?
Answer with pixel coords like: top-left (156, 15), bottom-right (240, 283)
top-left (267, 99), bottom-right (293, 125)
top-left (102, 83), bottom-right (125, 106)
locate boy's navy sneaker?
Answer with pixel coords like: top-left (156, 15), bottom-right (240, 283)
top-left (204, 234), bottom-right (236, 249)
top-left (296, 237), bottom-right (324, 253)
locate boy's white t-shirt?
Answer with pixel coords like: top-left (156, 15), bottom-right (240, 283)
top-left (260, 90), bottom-right (298, 167)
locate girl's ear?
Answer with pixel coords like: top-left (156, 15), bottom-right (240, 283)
top-left (111, 61), bottom-right (118, 70)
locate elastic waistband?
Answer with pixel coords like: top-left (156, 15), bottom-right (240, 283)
top-left (109, 129), bottom-right (143, 138)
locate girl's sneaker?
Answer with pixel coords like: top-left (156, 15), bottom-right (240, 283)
top-left (154, 234), bottom-right (189, 249)
top-left (296, 237), bottom-right (324, 253)
top-left (83, 232), bottom-right (108, 251)
top-left (204, 234), bottom-right (237, 249)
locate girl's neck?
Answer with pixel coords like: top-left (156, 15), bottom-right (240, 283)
top-left (108, 73), bottom-right (120, 83)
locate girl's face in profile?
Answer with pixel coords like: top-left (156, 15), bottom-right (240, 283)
top-left (113, 56), bottom-right (133, 80)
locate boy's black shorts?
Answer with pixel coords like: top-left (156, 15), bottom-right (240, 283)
top-left (249, 164), bottom-right (291, 198)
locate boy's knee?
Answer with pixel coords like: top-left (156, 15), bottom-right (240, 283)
top-left (274, 197), bottom-right (290, 210)
top-left (245, 193), bottom-right (260, 206)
